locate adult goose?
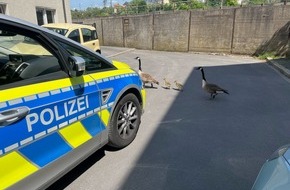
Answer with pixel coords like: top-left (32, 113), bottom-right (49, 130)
top-left (195, 67), bottom-right (229, 99)
top-left (135, 57), bottom-right (159, 88)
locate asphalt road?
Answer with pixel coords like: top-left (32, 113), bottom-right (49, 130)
top-left (48, 47), bottom-right (290, 190)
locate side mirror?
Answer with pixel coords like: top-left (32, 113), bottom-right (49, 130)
top-left (68, 56), bottom-right (86, 77)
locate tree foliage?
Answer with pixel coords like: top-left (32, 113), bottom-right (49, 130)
top-left (225, 0), bottom-right (238, 6)
top-left (71, 0), bottom-right (240, 19)
top-left (206, 0), bottom-right (238, 7)
top-left (125, 0), bottom-right (147, 14)
top-left (247, 0), bottom-right (267, 4)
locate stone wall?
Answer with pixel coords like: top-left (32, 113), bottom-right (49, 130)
top-left (189, 9), bottom-right (235, 53)
top-left (153, 12), bottom-right (190, 52)
top-left (123, 15), bottom-right (154, 50)
top-left (74, 5), bottom-right (290, 56)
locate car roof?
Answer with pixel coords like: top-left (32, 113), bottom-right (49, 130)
top-left (0, 14), bottom-right (68, 38)
top-left (0, 14), bottom-right (90, 47)
top-left (1, 14), bottom-right (44, 31)
top-left (42, 23), bottom-right (96, 31)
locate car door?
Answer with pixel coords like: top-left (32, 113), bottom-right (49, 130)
top-left (0, 20), bottom-right (101, 189)
top-left (66, 28), bottom-right (81, 44)
top-left (80, 27), bottom-right (100, 52)
top-left (53, 38), bottom-right (118, 141)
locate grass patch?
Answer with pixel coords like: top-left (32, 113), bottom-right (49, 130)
top-left (256, 52), bottom-right (282, 60)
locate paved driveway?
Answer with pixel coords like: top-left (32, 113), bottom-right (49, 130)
top-left (49, 47), bottom-right (290, 190)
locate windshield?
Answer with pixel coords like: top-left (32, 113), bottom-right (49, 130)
top-left (0, 31), bottom-right (51, 56)
top-left (0, 29), bottom-right (58, 86)
top-left (44, 27), bottom-right (68, 36)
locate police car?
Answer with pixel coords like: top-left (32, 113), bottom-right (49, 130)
top-left (0, 15), bottom-right (145, 189)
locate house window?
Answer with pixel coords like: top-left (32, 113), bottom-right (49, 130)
top-left (0, 4), bottom-right (6, 14)
top-left (46, 10), bottom-right (54, 23)
top-left (36, 9), bottom-right (44, 25)
top-left (36, 8), bottom-right (55, 25)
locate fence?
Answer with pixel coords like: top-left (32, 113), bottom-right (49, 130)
top-left (74, 5), bottom-right (290, 56)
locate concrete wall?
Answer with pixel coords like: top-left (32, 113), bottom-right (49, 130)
top-left (153, 12), bottom-right (190, 52)
top-left (124, 15), bottom-right (154, 50)
top-left (189, 9), bottom-right (235, 53)
top-left (254, 6), bottom-right (290, 56)
top-left (102, 17), bottom-right (124, 47)
top-left (75, 5), bottom-right (290, 56)
top-left (233, 6), bottom-right (275, 54)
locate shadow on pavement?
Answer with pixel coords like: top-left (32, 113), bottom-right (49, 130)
top-left (118, 63), bottom-right (290, 190)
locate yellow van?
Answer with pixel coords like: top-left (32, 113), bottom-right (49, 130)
top-left (43, 23), bottom-right (101, 54)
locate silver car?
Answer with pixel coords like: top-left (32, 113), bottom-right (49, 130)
top-left (252, 144), bottom-right (290, 190)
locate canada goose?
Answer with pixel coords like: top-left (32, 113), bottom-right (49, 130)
top-left (174, 80), bottom-right (184, 91)
top-left (163, 78), bottom-right (171, 89)
top-left (135, 57), bottom-right (159, 88)
top-left (195, 67), bottom-right (229, 99)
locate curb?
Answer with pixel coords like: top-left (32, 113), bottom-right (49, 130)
top-left (267, 58), bottom-right (290, 79)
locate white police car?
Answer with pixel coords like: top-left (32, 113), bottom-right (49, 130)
top-left (0, 14), bottom-right (145, 189)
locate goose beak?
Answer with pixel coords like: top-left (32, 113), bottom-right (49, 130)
top-left (135, 57), bottom-right (140, 60)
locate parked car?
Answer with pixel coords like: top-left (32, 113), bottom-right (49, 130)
top-left (0, 14), bottom-right (145, 190)
top-left (42, 23), bottom-right (101, 54)
top-left (252, 144), bottom-right (290, 189)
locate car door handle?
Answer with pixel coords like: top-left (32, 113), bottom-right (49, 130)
top-left (0, 107), bottom-right (30, 126)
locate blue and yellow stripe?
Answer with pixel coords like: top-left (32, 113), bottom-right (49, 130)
top-left (0, 67), bottom-right (143, 189)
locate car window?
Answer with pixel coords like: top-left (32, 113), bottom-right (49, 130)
top-left (67, 29), bottom-right (81, 43)
top-left (0, 29), bottom-right (61, 87)
top-left (45, 27), bottom-right (68, 36)
top-left (81, 28), bottom-right (97, 42)
top-left (56, 40), bottom-right (113, 72)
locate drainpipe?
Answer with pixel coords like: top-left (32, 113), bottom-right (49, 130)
top-left (62, 0), bottom-right (68, 23)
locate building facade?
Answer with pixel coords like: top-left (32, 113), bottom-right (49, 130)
top-left (0, 0), bottom-right (71, 25)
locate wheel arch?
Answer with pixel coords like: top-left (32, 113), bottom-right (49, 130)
top-left (107, 85), bottom-right (143, 128)
top-left (112, 86), bottom-right (143, 115)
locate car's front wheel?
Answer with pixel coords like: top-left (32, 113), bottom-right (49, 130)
top-left (108, 93), bottom-right (141, 148)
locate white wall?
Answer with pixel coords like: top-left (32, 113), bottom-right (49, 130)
top-left (0, 0), bottom-right (71, 24)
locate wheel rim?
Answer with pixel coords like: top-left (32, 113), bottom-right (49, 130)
top-left (117, 101), bottom-right (139, 139)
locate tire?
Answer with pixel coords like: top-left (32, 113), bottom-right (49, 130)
top-left (108, 93), bottom-right (141, 148)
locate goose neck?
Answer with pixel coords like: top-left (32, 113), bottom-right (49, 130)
top-left (201, 69), bottom-right (206, 81)
top-left (138, 59), bottom-right (142, 71)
